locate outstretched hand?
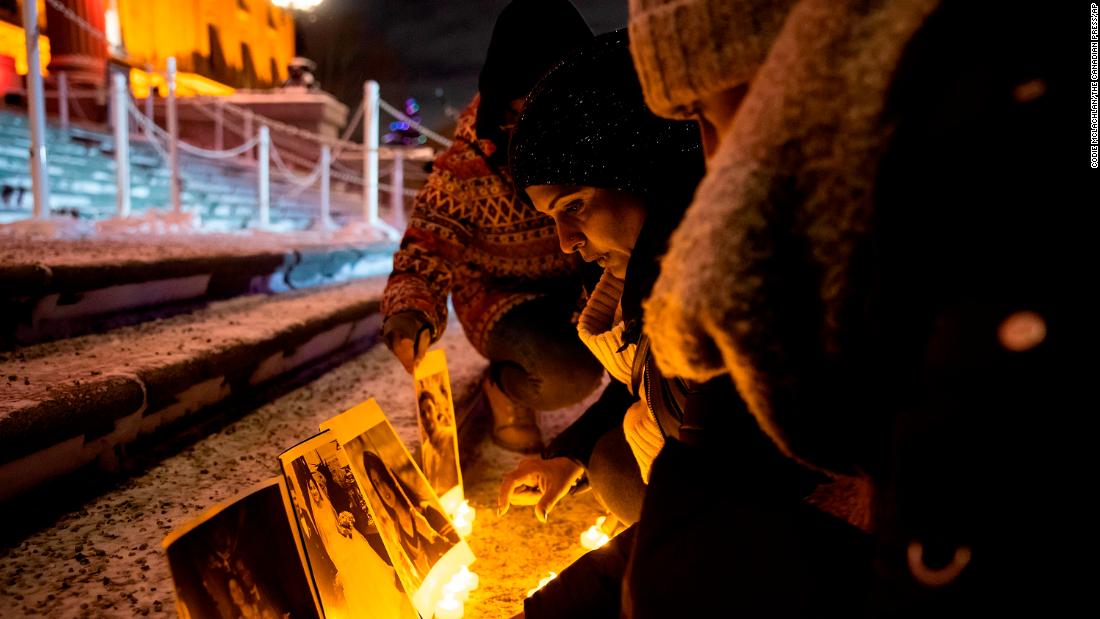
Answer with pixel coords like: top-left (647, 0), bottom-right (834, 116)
top-left (391, 330), bottom-right (432, 373)
top-left (382, 312), bottom-right (433, 374)
top-left (497, 457), bottom-right (584, 523)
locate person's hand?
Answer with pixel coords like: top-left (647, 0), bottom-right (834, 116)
top-left (382, 311), bottom-right (433, 373)
top-left (497, 457), bottom-right (584, 523)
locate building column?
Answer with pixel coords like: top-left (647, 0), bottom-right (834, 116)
top-left (45, 0), bottom-right (108, 86)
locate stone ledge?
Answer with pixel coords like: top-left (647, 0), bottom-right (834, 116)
top-left (0, 235), bottom-right (397, 346)
top-left (0, 278), bottom-right (388, 501)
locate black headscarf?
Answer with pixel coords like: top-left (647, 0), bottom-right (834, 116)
top-left (475, 0), bottom-right (593, 152)
top-left (510, 30), bottom-right (704, 223)
top-left (511, 30), bottom-right (705, 335)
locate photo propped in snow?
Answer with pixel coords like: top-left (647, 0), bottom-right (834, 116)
top-left (279, 432), bottom-right (418, 619)
top-left (414, 349), bottom-right (463, 508)
top-left (322, 399), bottom-right (475, 619)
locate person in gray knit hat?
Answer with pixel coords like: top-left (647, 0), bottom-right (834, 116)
top-left (628, 0), bottom-right (1077, 616)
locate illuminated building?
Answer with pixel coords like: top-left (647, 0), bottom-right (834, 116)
top-left (0, 0), bottom-right (296, 96)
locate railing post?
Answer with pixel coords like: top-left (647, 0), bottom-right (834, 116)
top-left (258, 125), bottom-right (270, 228)
top-left (167, 57), bottom-right (182, 214)
top-left (363, 80), bottom-right (379, 225)
top-left (390, 150), bottom-right (404, 229)
top-left (22, 0), bottom-right (50, 219)
top-left (214, 99), bottom-right (224, 151)
top-left (112, 71), bottom-right (131, 217)
top-left (243, 110), bottom-right (254, 161)
top-left (58, 72), bottom-right (69, 131)
top-left (320, 144), bottom-right (331, 229)
top-left (143, 64), bottom-right (154, 137)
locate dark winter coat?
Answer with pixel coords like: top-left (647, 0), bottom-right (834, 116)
top-left (527, 212), bottom-right (862, 619)
top-left (867, 2), bottom-right (1079, 615)
top-left (637, 0), bottom-right (1080, 614)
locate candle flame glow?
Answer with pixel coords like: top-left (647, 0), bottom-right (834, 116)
top-left (454, 565), bottom-right (479, 591)
top-left (434, 593), bottom-right (464, 619)
top-left (526, 571), bottom-right (558, 598)
top-left (451, 500), bottom-right (476, 538)
top-left (580, 515), bottom-right (611, 550)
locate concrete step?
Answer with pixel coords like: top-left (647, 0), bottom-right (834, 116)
top-left (0, 304), bottom-right (544, 618)
top-left (0, 232), bottom-right (397, 347)
top-left (0, 277), bottom-right (389, 501)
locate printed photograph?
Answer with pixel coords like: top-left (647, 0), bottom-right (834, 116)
top-left (414, 349), bottom-right (463, 503)
top-left (279, 433), bottom-right (418, 619)
top-left (162, 479), bottom-right (320, 619)
top-left (322, 399), bottom-right (475, 618)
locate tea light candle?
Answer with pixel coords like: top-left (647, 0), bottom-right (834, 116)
top-left (455, 565), bottom-right (479, 591)
top-left (580, 516), bottom-right (610, 550)
top-left (444, 578), bottom-right (469, 602)
top-left (435, 594), bottom-right (464, 619)
top-left (526, 571), bottom-right (558, 598)
top-left (452, 503), bottom-right (475, 538)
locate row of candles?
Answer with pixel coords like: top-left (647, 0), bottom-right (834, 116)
top-left (525, 514), bottom-right (616, 601)
top-left (434, 498), bottom-right (478, 618)
top-left (438, 496), bottom-right (613, 613)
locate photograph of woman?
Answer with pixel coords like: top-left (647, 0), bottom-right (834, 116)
top-left (279, 439), bottom-right (418, 619)
top-left (359, 450), bottom-right (458, 584)
top-left (415, 370), bottom-right (460, 498)
top-left (318, 398), bottom-right (475, 619)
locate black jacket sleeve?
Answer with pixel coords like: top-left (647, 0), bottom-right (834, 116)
top-left (542, 380), bottom-right (637, 467)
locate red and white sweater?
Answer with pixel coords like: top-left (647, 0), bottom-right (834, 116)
top-left (382, 96), bottom-right (582, 354)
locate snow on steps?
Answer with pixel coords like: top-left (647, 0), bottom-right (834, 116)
top-left (0, 221), bottom-right (397, 346)
top-left (0, 278), bottom-right (388, 501)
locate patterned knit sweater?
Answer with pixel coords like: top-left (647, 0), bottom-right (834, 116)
top-left (382, 96), bottom-right (582, 354)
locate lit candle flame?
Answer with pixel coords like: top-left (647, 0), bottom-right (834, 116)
top-left (453, 565), bottom-right (479, 591)
top-left (580, 515), bottom-right (611, 550)
top-left (444, 579), bottom-right (469, 602)
top-left (451, 500), bottom-right (475, 538)
top-left (435, 593), bottom-right (464, 619)
top-left (526, 571), bottom-right (558, 598)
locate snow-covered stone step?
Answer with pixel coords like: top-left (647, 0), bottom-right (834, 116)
top-left (0, 277), bottom-right (388, 501)
top-left (0, 233), bottom-right (397, 346)
top-left (0, 308), bottom-right (564, 619)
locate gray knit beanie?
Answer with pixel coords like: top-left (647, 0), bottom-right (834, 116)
top-left (628, 0), bottom-right (797, 118)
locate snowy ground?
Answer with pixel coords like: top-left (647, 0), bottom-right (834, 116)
top-left (0, 312), bottom-right (608, 618)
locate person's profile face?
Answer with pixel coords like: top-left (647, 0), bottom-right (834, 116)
top-left (307, 476), bottom-right (323, 505)
top-left (526, 185), bottom-right (647, 278)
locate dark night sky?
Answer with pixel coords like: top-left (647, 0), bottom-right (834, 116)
top-left (295, 0), bottom-right (627, 137)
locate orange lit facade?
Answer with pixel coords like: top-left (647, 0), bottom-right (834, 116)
top-left (0, 0), bottom-right (295, 96)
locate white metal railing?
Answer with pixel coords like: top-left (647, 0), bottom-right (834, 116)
top-left (18, 1), bottom-right (446, 236)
